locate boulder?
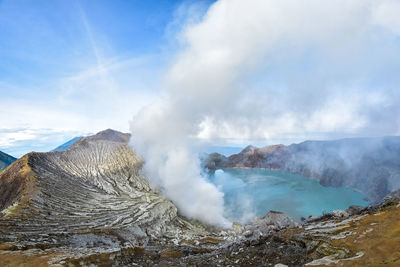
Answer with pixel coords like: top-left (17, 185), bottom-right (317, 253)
top-left (332, 210), bottom-right (349, 218)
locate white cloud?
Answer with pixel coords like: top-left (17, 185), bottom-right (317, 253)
top-left (373, 0), bottom-right (400, 35)
top-left (164, 0), bottom-right (400, 142)
top-left (0, 53), bottom-right (160, 155)
top-left (130, 0), bottom-right (400, 227)
top-left (0, 127), bottom-right (87, 157)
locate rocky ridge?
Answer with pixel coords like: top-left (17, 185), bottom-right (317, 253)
top-left (0, 130), bottom-right (236, 265)
top-left (204, 137), bottom-right (400, 203)
top-left (0, 130), bottom-right (399, 266)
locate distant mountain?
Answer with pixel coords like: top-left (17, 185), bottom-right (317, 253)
top-left (51, 136), bottom-right (83, 151)
top-left (205, 146), bottom-right (243, 156)
top-left (0, 151), bottom-right (16, 172)
top-left (205, 136), bottom-right (400, 204)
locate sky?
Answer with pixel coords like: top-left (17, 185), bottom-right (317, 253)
top-left (1, 0), bottom-right (400, 158)
top-left (0, 0), bottom-right (214, 156)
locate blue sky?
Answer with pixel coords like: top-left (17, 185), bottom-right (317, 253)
top-left (1, 1), bottom-right (170, 84)
top-left (0, 0), bottom-right (214, 156)
top-left (1, 0), bottom-right (400, 158)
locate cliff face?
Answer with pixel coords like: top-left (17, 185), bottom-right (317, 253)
top-left (0, 151), bottom-right (17, 172)
top-left (205, 137), bottom-right (400, 203)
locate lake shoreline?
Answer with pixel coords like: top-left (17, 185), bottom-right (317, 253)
top-left (209, 168), bottom-right (370, 222)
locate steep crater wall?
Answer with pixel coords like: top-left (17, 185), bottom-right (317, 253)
top-left (0, 130), bottom-right (214, 249)
top-left (204, 137), bottom-right (400, 203)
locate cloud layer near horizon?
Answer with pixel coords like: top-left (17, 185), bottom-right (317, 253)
top-left (168, 0), bottom-right (400, 142)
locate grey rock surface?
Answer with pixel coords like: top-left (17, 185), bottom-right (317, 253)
top-left (1, 129), bottom-right (399, 266)
top-left (0, 129), bottom-right (223, 251)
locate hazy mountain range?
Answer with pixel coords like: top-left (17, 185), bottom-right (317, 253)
top-left (204, 136), bottom-right (400, 204)
top-left (51, 136), bottom-right (83, 151)
top-left (0, 151), bottom-right (16, 172)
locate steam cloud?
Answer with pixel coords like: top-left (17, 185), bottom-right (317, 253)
top-left (130, 0), bottom-right (400, 226)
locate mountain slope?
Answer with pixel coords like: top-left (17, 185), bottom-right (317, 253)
top-left (0, 151), bottom-right (17, 172)
top-left (0, 129), bottom-right (232, 264)
top-left (205, 137), bottom-right (400, 203)
top-left (0, 130), bottom-right (215, 239)
top-left (0, 130), bottom-right (399, 266)
top-left (51, 136), bottom-right (83, 151)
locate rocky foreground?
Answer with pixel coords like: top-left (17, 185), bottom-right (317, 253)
top-left (0, 130), bottom-right (399, 266)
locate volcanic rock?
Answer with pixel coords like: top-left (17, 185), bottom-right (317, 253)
top-left (0, 130), bottom-right (231, 264)
top-left (1, 129), bottom-right (399, 266)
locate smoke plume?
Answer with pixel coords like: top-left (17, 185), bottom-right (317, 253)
top-left (130, 0), bottom-right (400, 226)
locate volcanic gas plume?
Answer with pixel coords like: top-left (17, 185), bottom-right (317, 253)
top-left (130, 0), bottom-right (400, 226)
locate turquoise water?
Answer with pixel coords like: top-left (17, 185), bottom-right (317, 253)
top-left (208, 168), bottom-right (369, 223)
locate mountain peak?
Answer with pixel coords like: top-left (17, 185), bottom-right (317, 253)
top-left (69, 129), bottom-right (131, 149)
top-left (242, 145), bottom-right (256, 153)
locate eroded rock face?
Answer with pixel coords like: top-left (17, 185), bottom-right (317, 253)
top-left (240, 211), bottom-right (299, 240)
top-left (0, 130), bottom-right (230, 264)
top-left (56, 197), bottom-right (400, 267)
top-left (205, 137), bottom-right (400, 203)
top-left (1, 129), bottom-right (399, 266)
